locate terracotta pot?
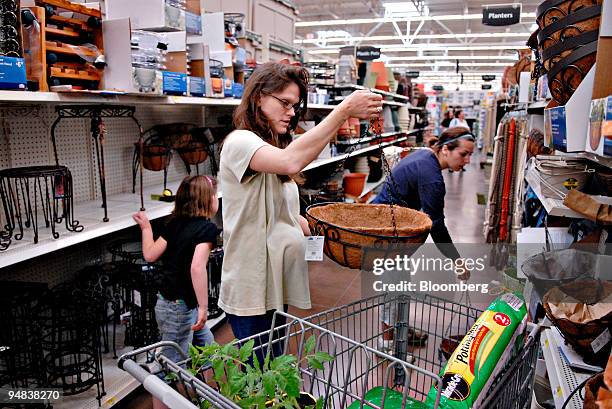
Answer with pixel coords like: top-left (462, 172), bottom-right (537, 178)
top-left (178, 142), bottom-right (209, 165)
top-left (371, 61), bottom-right (389, 92)
top-left (139, 145), bottom-right (170, 171)
top-left (343, 173), bottom-right (367, 198)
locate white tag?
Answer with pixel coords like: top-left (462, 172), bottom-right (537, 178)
top-left (305, 236), bottom-right (325, 261)
top-left (501, 293), bottom-right (524, 312)
top-left (133, 290), bottom-right (142, 308)
top-left (591, 328), bottom-right (611, 353)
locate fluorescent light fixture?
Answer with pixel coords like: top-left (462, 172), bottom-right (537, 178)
top-left (305, 44), bottom-right (529, 54)
top-left (386, 55), bottom-right (517, 61)
top-left (386, 62), bottom-right (512, 67)
top-left (383, 2), bottom-right (429, 18)
top-left (296, 32), bottom-right (531, 44)
top-left (295, 13), bottom-right (536, 27)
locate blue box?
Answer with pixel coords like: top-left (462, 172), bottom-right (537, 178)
top-left (223, 79), bottom-right (233, 98)
top-left (189, 76), bottom-right (205, 97)
top-left (232, 82), bottom-right (243, 98)
top-left (546, 106), bottom-right (568, 152)
top-left (185, 11), bottom-right (202, 35)
top-left (162, 71), bottom-right (188, 96)
top-left (604, 96), bottom-right (612, 157)
top-left (0, 57), bottom-right (27, 90)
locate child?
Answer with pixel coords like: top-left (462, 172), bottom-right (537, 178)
top-left (132, 175), bottom-right (218, 393)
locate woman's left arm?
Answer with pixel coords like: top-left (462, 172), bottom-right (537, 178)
top-left (298, 215), bottom-right (311, 236)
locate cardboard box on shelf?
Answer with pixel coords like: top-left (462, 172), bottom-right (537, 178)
top-left (103, 18), bottom-right (163, 94)
top-left (186, 0), bottom-right (202, 15)
top-left (0, 56), bottom-right (27, 90)
top-left (189, 76), bottom-right (205, 97)
top-left (185, 11), bottom-right (202, 35)
top-left (202, 12), bottom-right (225, 52)
top-left (165, 32), bottom-right (187, 74)
top-left (604, 96), bottom-right (612, 157)
top-left (162, 71), bottom-right (188, 95)
top-left (544, 65), bottom-right (596, 152)
top-left (106, 0), bottom-right (185, 31)
top-left (592, 0), bottom-right (612, 100)
top-left (587, 97), bottom-right (606, 155)
top-left (211, 50), bottom-right (233, 67)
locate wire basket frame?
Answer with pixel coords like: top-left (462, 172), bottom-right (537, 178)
top-left (120, 293), bottom-right (541, 409)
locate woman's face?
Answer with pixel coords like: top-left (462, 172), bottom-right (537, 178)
top-left (458, 111), bottom-right (465, 120)
top-left (260, 82), bottom-right (300, 135)
top-left (445, 139), bottom-right (474, 171)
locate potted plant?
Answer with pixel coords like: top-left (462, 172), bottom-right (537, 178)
top-left (188, 335), bottom-right (333, 409)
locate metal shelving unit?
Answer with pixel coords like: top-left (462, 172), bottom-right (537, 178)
top-left (540, 328), bottom-right (593, 409)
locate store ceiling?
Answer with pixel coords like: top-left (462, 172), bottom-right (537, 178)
top-left (292, 0), bottom-right (539, 80)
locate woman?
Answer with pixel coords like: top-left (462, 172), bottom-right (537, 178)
top-left (440, 109), bottom-right (454, 129)
top-left (372, 127), bottom-right (474, 353)
top-left (449, 109), bottom-right (470, 130)
top-left (218, 63), bottom-right (382, 346)
top-left (373, 126), bottom-right (474, 261)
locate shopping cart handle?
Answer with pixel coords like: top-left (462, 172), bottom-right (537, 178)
top-left (121, 359), bottom-right (196, 409)
top-left (117, 341), bottom-right (187, 370)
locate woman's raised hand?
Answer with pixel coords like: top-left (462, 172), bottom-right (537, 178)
top-left (338, 90), bottom-right (384, 120)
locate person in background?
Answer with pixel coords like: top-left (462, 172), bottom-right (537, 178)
top-left (441, 109), bottom-right (454, 129)
top-left (218, 62), bottom-right (382, 362)
top-left (372, 127), bottom-right (475, 354)
top-left (449, 109), bottom-right (470, 130)
top-left (132, 175), bottom-right (218, 409)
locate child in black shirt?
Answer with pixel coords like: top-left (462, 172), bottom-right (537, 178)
top-left (132, 175), bottom-right (218, 408)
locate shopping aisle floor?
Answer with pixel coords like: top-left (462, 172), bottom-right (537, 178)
top-left (117, 151), bottom-right (488, 409)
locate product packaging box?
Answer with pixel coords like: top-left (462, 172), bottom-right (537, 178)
top-left (587, 97), bottom-right (606, 155)
top-left (603, 96), bottom-right (612, 157)
top-left (185, 11), bottom-right (202, 35)
top-left (163, 71), bottom-right (188, 95)
top-left (0, 57), bottom-right (27, 90)
top-left (165, 32), bottom-right (187, 74)
top-left (106, 0), bottom-right (185, 31)
top-left (189, 76), bottom-right (205, 97)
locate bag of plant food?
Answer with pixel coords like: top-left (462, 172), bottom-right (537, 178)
top-left (425, 292), bottom-right (528, 408)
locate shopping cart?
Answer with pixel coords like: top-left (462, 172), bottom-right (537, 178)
top-left (119, 293), bottom-right (541, 409)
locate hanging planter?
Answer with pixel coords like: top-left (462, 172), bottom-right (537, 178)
top-left (305, 203), bottom-right (432, 270)
top-left (177, 141), bottom-right (209, 165)
top-left (139, 144), bottom-right (171, 171)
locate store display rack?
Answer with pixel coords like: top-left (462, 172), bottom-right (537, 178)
top-left (527, 99), bottom-right (550, 115)
top-left (332, 83), bottom-right (411, 101)
top-left (0, 91), bottom-right (335, 109)
top-left (540, 328), bottom-right (593, 409)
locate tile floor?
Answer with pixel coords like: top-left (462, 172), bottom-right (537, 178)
top-left (116, 151), bottom-right (488, 408)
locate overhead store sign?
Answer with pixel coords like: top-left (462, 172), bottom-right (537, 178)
top-left (433, 85), bottom-right (444, 91)
top-left (482, 84), bottom-right (493, 90)
top-left (482, 75), bottom-right (496, 81)
top-left (406, 71), bottom-right (420, 78)
top-left (356, 46), bottom-right (381, 61)
top-left (482, 4), bottom-right (522, 26)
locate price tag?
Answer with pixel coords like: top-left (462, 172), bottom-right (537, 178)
top-left (305, 236), bottom-right (324, 261)
top-left (591, 328), bottom-right (610, 354)
top-left (133, 290), bottom-right (142, 308)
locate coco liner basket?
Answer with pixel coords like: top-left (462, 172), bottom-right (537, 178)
top-left (543, 280), bottom-right (612, 366)
top-left (305, 203), bottom-right (432, 270)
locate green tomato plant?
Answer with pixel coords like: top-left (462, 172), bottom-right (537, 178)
top-left (188, 335), bottom-right (333, 409)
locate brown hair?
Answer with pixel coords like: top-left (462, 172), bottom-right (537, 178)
top-left (428, 127), bottom-right (475, 152)
top-left (232, 62), bottom-right (309, 183)
top-left (233, 62), bottom-right (309, 149)
top-left (170, 175), bottom-right (217, 220)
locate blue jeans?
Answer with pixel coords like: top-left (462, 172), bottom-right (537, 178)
top-left (155, 296), bottom-right (215, 365)
top-left (226, 305), bottom-right (288, 367)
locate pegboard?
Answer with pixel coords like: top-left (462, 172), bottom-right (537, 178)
top-left (0, 103), bottom-right (224, 286)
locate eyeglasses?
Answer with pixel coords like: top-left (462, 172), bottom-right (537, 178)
top-left (265, 93), bottom-right (301, 113)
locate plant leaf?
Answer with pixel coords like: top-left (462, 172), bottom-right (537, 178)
top-left (316, 397), bottom-right (325, 409)
top-left (262, 371), bottom-right (277, 397)
top-left (212, 359), bottom-right (225, 383)
top-left (271, 354), bottom-right (296, 371)
top-left (305, 335), bottom-right (316, 355)
top-left (307, 357), bottom-right (324, 370)
top-left (314, 351), bottom-right (334, 362)
top-left (239, 339), bottom-right (255, 363)
top-left (285, 375), bottom-right (300, 397)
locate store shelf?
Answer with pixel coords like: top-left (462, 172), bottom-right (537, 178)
top-left (525, 166), bottom-right (612, 218)
top-left (303, 136), bottom-right (407, 171)
top-left (0, 181), bottom-right (223, 269)
top-left (540, 328), bottom-right (592, 409)
top-left (0, 91), bottom-right (335, 110)
top-left (332, 83), bottom-right (411, 102)
top-left (359, 176), bottom-right (386, 199)
top-left (336, 131), bottom-right (403, 146)
top-left (527, 99), bottom-right (550, 115)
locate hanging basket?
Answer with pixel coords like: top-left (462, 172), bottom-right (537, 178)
top-left (138, 144), bottom-right (171, 172)
top-left (543, 280), bottom-right (612, 367)
top-left (177, 142), bottom-right (209, 165)
top-left (305, 203), bottom-right (432, 270)
top-left (583, 373), bottom-right (605, 409)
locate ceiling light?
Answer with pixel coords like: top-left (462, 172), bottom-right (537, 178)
top-left (305, 44), bottom-right (530, 54)
top-left (383, 2), bottom-right (429, 18)
top-left (295, 13), bottom-right (536, 27)
top-left (386, 62), bottom-right (512, 67)
top-left (296, 32), bottom-right (531, 44)
top-left (385, 55), bottom-right (517, 61)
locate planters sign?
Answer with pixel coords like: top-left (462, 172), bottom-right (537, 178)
top-left (356, 47), bottom-right (381, 61)
top-left (482, 4), bottom-right (521, 26)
